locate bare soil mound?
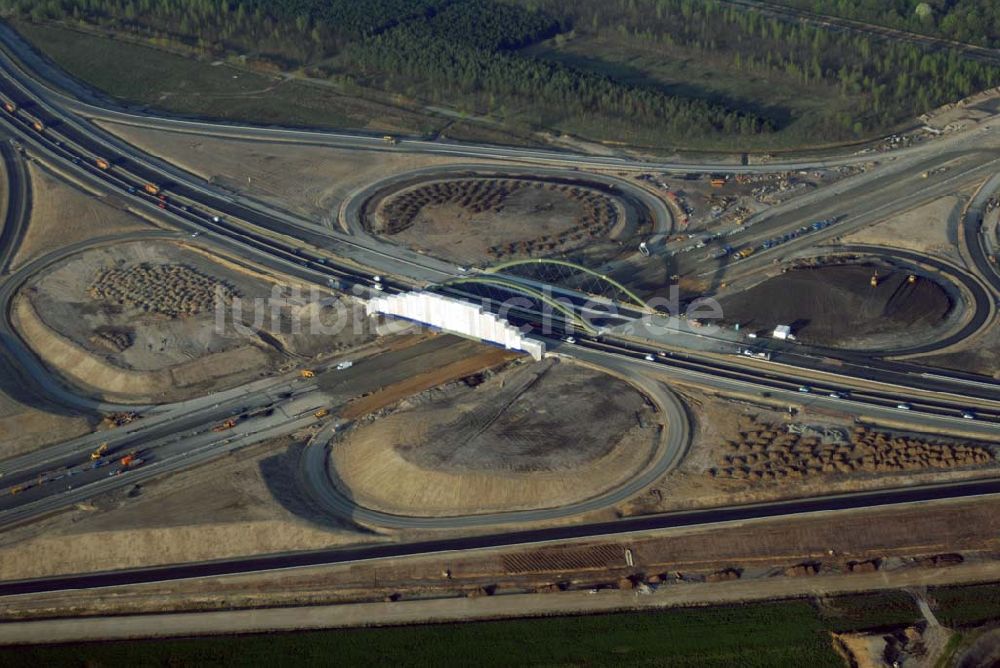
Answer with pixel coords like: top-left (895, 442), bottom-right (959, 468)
top-left (718, 264), bottom-right (952, 348)
top-left (368, 177), bottom-right (628, 266)
top-left (401, 359), bottom-right (650, 472)
top-left (330, 358), bottom-right (661, 516)
top-left (18, 240), bottom-right (373, 401)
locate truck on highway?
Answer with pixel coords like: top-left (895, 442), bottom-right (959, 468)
top-left (314, 408), bottom-right (330, 418)
top-left (19, 109), bottom-right (44, 133)
top-left (382, 135), bottom-right (397, 145)
top-left (735, 247), bottom-right (756, 259)
top-left (212, 418), bottom-right (237, 432)
top-left (90, 442), bottom-right (108, 460)
top-left (143, 183), bottom-right (161, 196)
top-left (0, 95), bottom-right (16, 114)
top-left (300, 369), bottom-right (316, 379)
top-left (95, 157), bottom-right (111, 170)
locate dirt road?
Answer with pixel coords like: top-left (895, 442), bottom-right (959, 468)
top-left (5, 561), bottom-right (1000, 645)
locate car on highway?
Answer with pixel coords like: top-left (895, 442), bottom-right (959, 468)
top-left (336, 361), bottom-right (354, 370)
top-left (828, 391), bottom-right (848, 399)
top-left (211, 215), bottom-right (221, 223)
top-left (644, 354), bottom-right (655, 362)
top-left (797, 385), bottom-right (811, 393)
top-left (962, 410), bottom-right (976, 420)
top-left (563, 336), bottom-right (576, 344)
top-left (896, 402), bottom-right (912, 411)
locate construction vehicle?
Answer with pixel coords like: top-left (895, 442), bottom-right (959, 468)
top-left (95, 157), bottom-right (111, 170)
top-left (90, 442), bottom-right (109, 460)
top-left (143, 183), bottom-right (160, 196)
top-left (314, 408), bottom-right (330, 418)
top-left (382, 135), bottom-right (397, 145)
top-left (212, 418), bottom-right (237, 432)
top-left (300, 369), bottom-right (315, 379)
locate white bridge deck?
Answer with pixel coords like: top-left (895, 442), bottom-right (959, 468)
top-left (366, 291), bottom-right (545, 360)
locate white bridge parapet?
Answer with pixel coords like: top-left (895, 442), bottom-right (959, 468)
top-left (365, 291), bottom-right (545, 360)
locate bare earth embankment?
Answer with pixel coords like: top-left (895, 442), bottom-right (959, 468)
top-left (331, 358), bottom-right (662, 516)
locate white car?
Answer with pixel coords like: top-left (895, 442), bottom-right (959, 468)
top-left (336, 361), bottom-right (353, 370)
top-left (896, 402), bottom-right (912, 411)
top-left (961, 411), bottom-right (976, 420)
top-left (563, 336), bottom-right (576, 344)
top-left (644, 354), bottom-right (655, 362)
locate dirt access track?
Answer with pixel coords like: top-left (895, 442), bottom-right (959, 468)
top-left (330, 358), bottom-right (662, 516)
top-left (14, 239), bottom-right (374, 403)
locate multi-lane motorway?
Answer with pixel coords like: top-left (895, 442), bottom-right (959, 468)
top-left (0, 22), bottom-right (998, 595)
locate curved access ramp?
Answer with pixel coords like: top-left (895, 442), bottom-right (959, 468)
top-left (0, 230), bottom-right (186, 413)
top-left (297, 361), bottom-right (690, 530)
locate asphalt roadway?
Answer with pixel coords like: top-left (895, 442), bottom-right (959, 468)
top-left (0, 335), bottom-right (495, 532)
top-left (0, 18), bottom-right (996, 595)
top-left (6, 474), bottom-right (1000, 596)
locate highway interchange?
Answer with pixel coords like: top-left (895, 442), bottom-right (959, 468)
top-left (0, 22), bottom-right (998, 597)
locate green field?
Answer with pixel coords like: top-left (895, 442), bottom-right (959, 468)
top-left (814, 591), bottom-right (921, 632)
top-left (12, 22), bottom-right (446, 135)
top-left (0, 597), bottom-right (914, 668)
top-left (930, 582), bottom-right (1000, 627)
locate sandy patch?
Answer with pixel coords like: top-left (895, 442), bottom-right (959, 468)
top-left (0, 437), bottom-right (373, 580)
top-left (14, 239), bottom-right (374, 402)
top-left (331, 359), bottom-right (661, 516)
top-left (95, 121), bottom-right (508, 219)
top-left (10, 162), bottom-right (152, 270)
top-left (0, 392), bottom-right (91, 460)
top-left (841, 191), bottom-right (970, 263)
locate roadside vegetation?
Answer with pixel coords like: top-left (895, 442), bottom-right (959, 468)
top-left (0, 598), bottom-right (865, 667)
top-left (3, 0), bottom-right (998, 150)
top-left (769, 0), bottom-right (1000, 48)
